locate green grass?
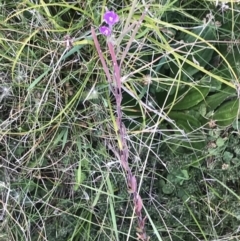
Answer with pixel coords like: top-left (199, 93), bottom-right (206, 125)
top-left (1, 0), bottom-right (240, 241)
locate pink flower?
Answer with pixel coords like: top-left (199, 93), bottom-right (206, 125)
top-left (103, 11), bottom-right (119, 26)
top-left (99, 26), bottom-right (111, 36)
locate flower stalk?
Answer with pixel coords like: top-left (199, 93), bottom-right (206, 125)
top-left (91, 9), bottom-right (149, 241)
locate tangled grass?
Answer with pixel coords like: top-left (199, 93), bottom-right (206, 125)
top-left (1, 1), bottom-right (240, 241)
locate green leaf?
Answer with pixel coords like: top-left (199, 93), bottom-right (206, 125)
top-left (172, 86), bottom-right (209, 110)
top-left (61, 128), bottom-right (68, 152)
top-left (74, 167), bottom-right (87, 191)
top-left (217, 45), bottom-right (240, 79)
top-left (205, 86), bottom-right (236, 111)
top-left (216, 137), bottom-right (226, 147)
top-left (177, 188), bottom-right (189, 201)
top-left (199, 103), bottom-right (207, 117)
top-left (223, 151), bottom-right (233, 162)
top-left (180, 169), bottom-right (189, 180)
top-left (173, 169), bottom-right (190, 185)
top-left (162, 183), bottom-right (175, 194)
top-left (169, 24), bottom-right (216, 80)
top-left (168, 111), bottom-right (205, 150)
top-left (183, 24), bottom-right (215, 43)
top-left (232, 120), bottom-right (240, 130)
top-left (213, 99), bottom-right (239, 126)
top-left (168, 112), bottom-right (202, 129)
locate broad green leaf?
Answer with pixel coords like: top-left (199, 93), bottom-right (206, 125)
top-left (168, 112), bottom-right (202, 128)
top-left (217, 45), bottom-right (240, 80)
top-left (213, 99), bottom-right (239, 126)
top-left (172, 86), bottom-right (209, 110)
top-left (169, 24), bottom-right (216, 80)
top-left (205, 86), bottom-right (236, 111)
top-left (168, 111), bottom-right (205, 150)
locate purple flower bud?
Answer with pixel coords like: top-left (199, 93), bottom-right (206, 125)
top-left (99, 26), bottom-right (111, 36)
top-left (103, 11), bottom-right (119, 26)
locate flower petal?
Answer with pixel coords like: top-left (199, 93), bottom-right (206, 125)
top-left (104, 11), bottom-right (119, 26)
top-left (99, 26), bottom-right (111, 36)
